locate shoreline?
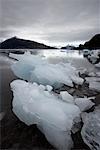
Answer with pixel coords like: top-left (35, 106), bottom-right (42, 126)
top-left (0, 52), bottom-right (100, 150)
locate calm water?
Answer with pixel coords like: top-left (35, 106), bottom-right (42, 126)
top-left (0, 49), bottom-right (99, 70)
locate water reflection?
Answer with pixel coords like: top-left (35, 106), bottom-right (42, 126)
top-left (41, 50), bottom-right (83, 59)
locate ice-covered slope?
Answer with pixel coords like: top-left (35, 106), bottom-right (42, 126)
top-left (9, 52), bottom-right (83, 88)
top-left (11, 80), bottom-right (81, 150)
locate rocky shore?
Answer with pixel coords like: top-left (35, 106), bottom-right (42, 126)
top-left (0, 52), bottom-right (100, 150)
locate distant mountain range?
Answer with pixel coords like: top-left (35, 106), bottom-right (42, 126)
top-left (61, 34), bottom-right (100, 50)
top-left (0, 34), bottom-right (100, 50)
top-left (0, 37), bottom-right (56, 49)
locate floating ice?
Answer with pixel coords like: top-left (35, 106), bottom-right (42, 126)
top-left (86, 77), bottom-right (100, 83)
top-left (81, 106), bottom-right (100, 150)
top-left (95, 62), bottom-right (100, 68)
top-left (46, 85), bottom-right (53, 92)
top-left (9, 52), bottom-right (83, 88)
top-left (88, 72), bottom-right (96, 77)
top-left (11, 80), bottom-right (81, 150)
top-left (89, 81), bottom-right (100, 92)
top-left (88, 50), bottom-right (99, 64)
top-left (85, 77), bottom-right (100, 92)
top-left (60, 91), bottom-right (74, 104)
top-left (75, 97), bottom-right (95, 112)
top-left (96, 72), bottom-right (100, 77)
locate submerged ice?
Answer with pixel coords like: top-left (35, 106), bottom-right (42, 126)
top-left (9, 52), bottom-right (83, 87)
top-left (11, 80), bottom-right (81, 150)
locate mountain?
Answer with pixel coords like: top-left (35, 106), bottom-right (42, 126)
top-left (61, 34), bottom-right (100, 50)
top-left (0, 37), bottom-right (56, 49)
top-left (78, 34), bottom-right (100, 50)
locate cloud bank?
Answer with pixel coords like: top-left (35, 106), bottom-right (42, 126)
top-left (0, 0), bottom-right (99, 46)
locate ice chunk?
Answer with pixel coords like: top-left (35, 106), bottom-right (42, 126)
top-left (88, 72), bottom-right (96, 77)
top-left (81, 106), bottom-right (100, 150)
top-left (96, 72), bottom-right (100, 77)
top-left (89, 81), bottom-right (100, 92)
top-left (95, 62), bottom-right (100, 68)
top-left (88, 51), bottom-right (99, 64)
top-left (86, 77), bottom-right (100, 83)
top-left (11, 80), bottom-right (81, 150)
top-left (60, 91), bottom-right (74, 104)
top-left (10, 52), bottom-right (83, 88)
top-left (85, 77), bottom-right (100, 92)
top-left (75, 97), bottom-right (95, 112)
top-left (46, 85), bottom-right (53, 92)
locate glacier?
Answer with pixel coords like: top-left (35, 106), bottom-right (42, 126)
top-left (9, 52), bottom-right (83, 88)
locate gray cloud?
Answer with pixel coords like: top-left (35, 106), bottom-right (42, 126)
top-left (0, 0), bottom-right (100, 46)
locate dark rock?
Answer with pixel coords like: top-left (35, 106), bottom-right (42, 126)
top-left (0, 110), bottom-right (55, 149)
top-left (76, 34), bottom-right (100, 50)
top-left (0, 37), bottom-right (56, 49)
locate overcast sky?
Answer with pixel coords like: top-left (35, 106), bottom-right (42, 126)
top-left (0, 0), bottom-right (99, 46)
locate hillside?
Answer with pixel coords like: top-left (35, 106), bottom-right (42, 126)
top-left (0, 37), bottom-right (56, 49)
top-left (61, 34), bottom-right (100, 50)
top-left (78, 34), bottom-right (100, 50)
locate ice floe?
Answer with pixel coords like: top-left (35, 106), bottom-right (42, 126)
top-left (75, 97), bottom-right (95, 112)
top-left (9, 52), bottom-right (83, 88)
top-left (89, 81), bottom-right (100, 92)
top-left (60, 91), bottom-right (74, 104)
top-left (85, 77), bottom-right (100, 92)
top-left (11, 80), bottom-right (81, 150)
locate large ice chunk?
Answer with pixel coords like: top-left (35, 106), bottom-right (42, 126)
top-left (75, 97), bottom-right (95, 112)
top-left (11, 80), bottom-right (81, 150)
top-left (60, 91), bottom-right (74, 104)
top-left (9, 52), bottom-right (83, 88)
top-left (81, 106), bottom-right (100, 150)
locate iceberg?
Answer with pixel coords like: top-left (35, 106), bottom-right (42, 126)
top-left (11, 80), bottom-right (81, 150)
top-left (9, 52), bottom-right (83, 88)
top-left (81, 106), bottom-right (100, 150)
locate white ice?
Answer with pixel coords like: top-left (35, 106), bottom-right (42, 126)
top-left (9, 52), bottom-right (83, 88)
top-left (88, 50), bottom-right (99, 64)
top-left (89, 81), bottom-right (100, 92)
top-left (81, 106), bottom-right (100, 150)
top-left (75, 97), bottom-right (95, 112)
top-left (85, 77), bottom-right (100, 92)
top-left (95, 62), bottom-right (100, 68)
top-left (60, 91), bottom-right (74, 104)
top-left (11, 79), bottom-right (81, 150)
